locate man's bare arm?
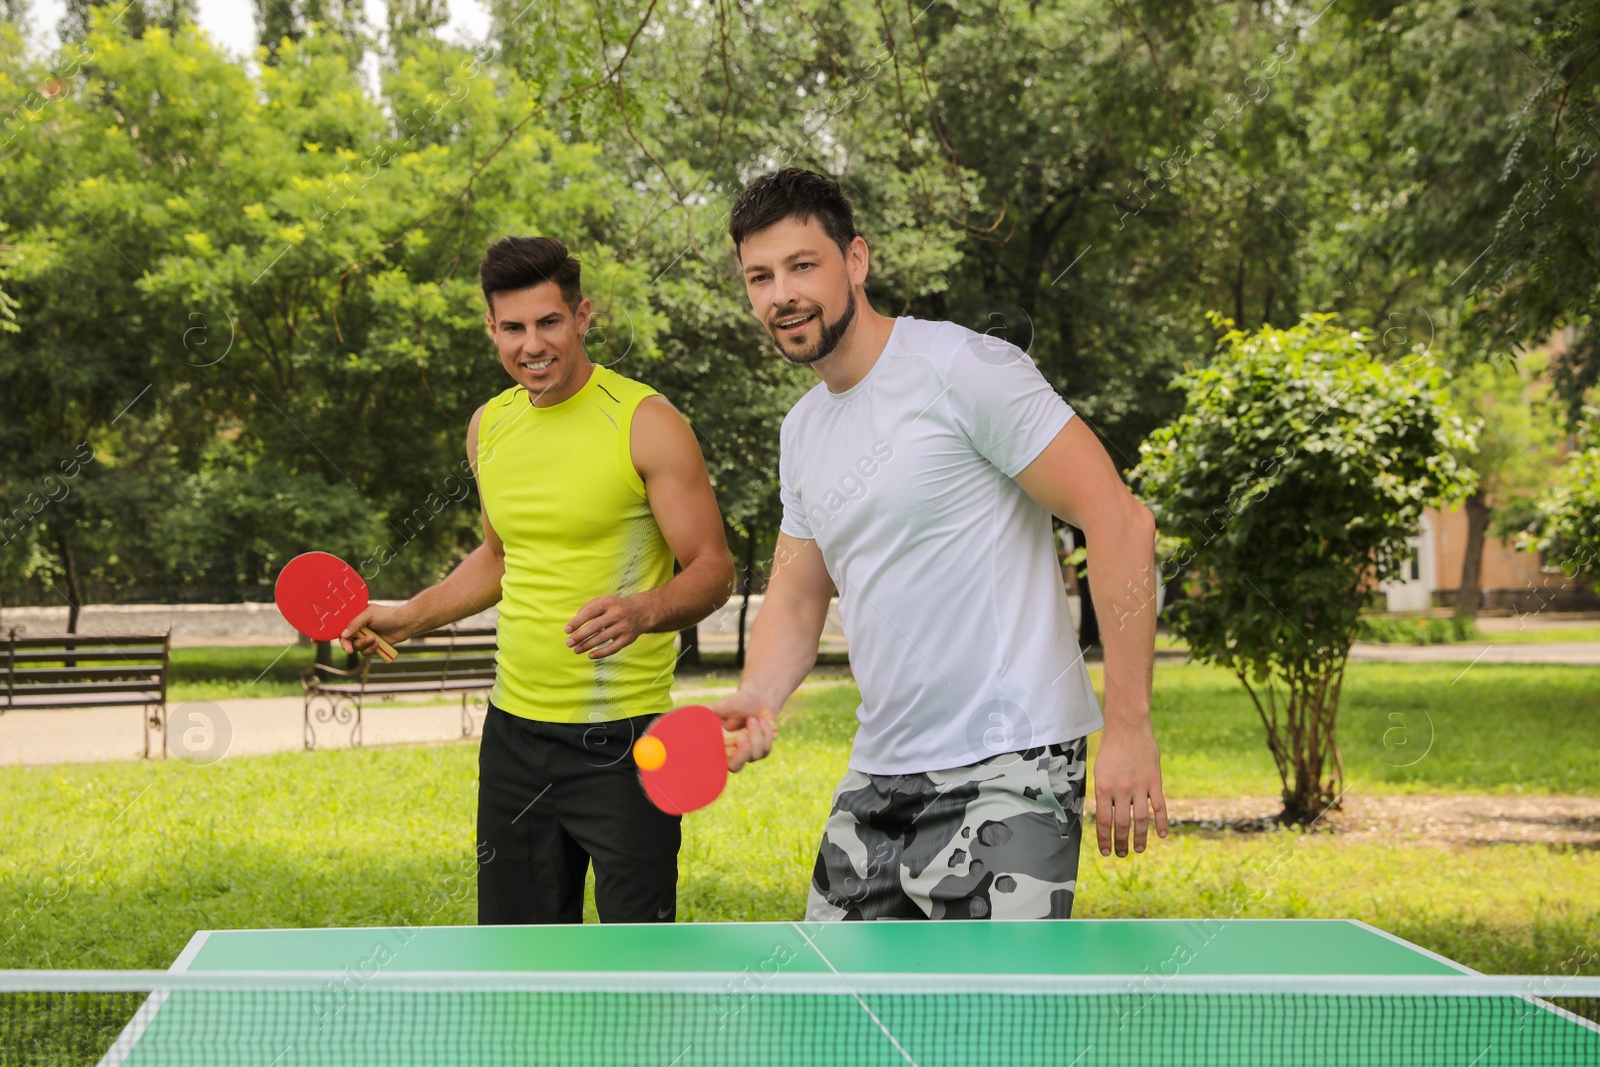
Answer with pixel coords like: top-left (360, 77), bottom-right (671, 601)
top-left (739, 533), bottom-right (836, 711)
top-left (1013, 414), bottom-right (1168, 858)
top-left (565, 396), bottom-right (736, 658)
top-left (710, 532), bottom-right (835, 770)
top-left (341, 405), bottom-right (505, 653)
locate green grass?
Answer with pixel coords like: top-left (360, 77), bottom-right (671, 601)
top-left (1477, 623), bottom-right (1600, 644)
top-left (166, 644), bottom-right (315, 701)
top-left (1094, 659), bottom-right (1600, 797)
top-left (2, 661), bottom-right (1598, 983)
top-left (1158, 622), bottom-right (1600, 648)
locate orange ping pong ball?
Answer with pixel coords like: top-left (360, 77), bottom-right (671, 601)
top-left (634, 735), bottom-right (667, 772)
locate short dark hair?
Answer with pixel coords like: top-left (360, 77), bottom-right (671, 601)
top-left (479, 236), bottom-right (582, 312)
top-left (728, 167), bottom-right (859, 260)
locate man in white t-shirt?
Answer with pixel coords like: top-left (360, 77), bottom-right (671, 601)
top-left (714, 168), bottom-right (1167, 920)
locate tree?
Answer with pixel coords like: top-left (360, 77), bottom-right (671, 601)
top-left (1132, 314), bottom-right (1477, 822)
top-left (253, 0), bottom-right (366, 65)
top-left (1327, 1), bottom-right (1598, 426)
top-left (58, 0), bottom-right (195, 42)
top-left (0, 12), bottom-right (642, 608)
top-left (1464, 2), bottom-right (1600, 424)
top-left (1513, 409), bottom-right (1600, 588)
top-left (1442, 349), bottom-right (1568, 618)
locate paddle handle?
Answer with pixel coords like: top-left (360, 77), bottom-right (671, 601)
top-left (361, 628), bottom-right (399, 663)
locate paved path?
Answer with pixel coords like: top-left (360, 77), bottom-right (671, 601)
top-left (1348, 640), bottom-right (1600, 665)
top-left (0, 678), bottom-right (865, 768)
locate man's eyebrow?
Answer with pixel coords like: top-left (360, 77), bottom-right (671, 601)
top-left (496, 312), bottom-right (563, 327)
top-left (743, 248), bottom-right (824, 275)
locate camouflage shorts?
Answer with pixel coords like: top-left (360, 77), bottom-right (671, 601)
top-left (805, 736), bottom-right (1089, 921)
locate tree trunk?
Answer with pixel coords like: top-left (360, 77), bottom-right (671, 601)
top-left (1456, 491), bottom-right (1490, 620)
top-left (54, 525), bottom-right (82, 668)
top-left (735, 531), bottom-right (757, 669)
top-left (1274, 655), bottom-right (1346, 825)
top-left (55, 526), bottom-right (83, 635)
top-left (1161, 565), bottom-right (1187, 615)
top-left (1074, 526), bottom-right (1100, 651)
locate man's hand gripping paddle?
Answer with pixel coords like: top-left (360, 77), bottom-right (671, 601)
top-left (632, 705), bottom-right (729, 815)
top-left (274, 551), bottom-right (398, 663)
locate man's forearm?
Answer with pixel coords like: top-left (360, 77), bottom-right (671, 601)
top-left (738, 591), bottom-right (829, 712)
top-left (402, 542), bottom-right (505, 634)
top-left (630, 554), bottom-right (736, 634)
top-left (1084, 513), bottom-right (1158, 729)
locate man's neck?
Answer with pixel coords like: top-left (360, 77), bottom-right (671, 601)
top-left (813, 306), bottom-right (897, 394)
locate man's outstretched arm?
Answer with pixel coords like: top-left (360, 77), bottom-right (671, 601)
top-left (712, 532), bottom-right (835, 770)
top-left (565, 396), bottom-right (736, 658)
top-left (1013, 414), bottom-right (1168, 859)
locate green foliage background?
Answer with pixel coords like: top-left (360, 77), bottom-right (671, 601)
top-left (1, 1), bottom-right (1597, 609)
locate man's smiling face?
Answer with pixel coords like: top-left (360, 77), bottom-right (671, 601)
top-left (739, 215), bottom-right (862, 367)
top-left (486, 282), bottom-right (593, 405)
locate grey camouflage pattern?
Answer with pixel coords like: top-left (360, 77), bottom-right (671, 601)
top-left (806, 736), bottom-right (1089, 921)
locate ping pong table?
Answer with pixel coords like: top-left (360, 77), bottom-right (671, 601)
top-left (56, 919), bottom-right (1600, 1065)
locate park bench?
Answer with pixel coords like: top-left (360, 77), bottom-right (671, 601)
top-left (2, 629), bottom-right (171, 758)
top-left (301, 625), bottom-right (498, 750)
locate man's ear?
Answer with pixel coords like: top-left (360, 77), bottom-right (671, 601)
top-left (483, 305), bottom-right (495, 339)
top-left (574, 296), bottom-right (594, 334)
top-left (848, 235), bottom-right (870, 289)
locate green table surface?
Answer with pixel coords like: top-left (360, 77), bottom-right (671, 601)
top-left (178, 918), bottom-right (1463, 977)
top-left (92, 921), bottom-right (1599, 1067)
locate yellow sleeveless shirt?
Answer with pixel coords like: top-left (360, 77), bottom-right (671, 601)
top-left (476, 364), bottom-right (677, 723)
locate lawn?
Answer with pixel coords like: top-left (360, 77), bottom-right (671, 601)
top-left (1, 660), bottom-right (1596, 982)
top-left (1135, 660), bottom-right (1600, 796)
top-left (1156, 622), bottom-right (1600, 648)
top-left (166, 643), bottom-right (313, 701)
top-left (1476, 623), bottom-right (1600, 644)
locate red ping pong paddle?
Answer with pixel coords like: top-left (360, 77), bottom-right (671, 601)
top-left (275, 551), bottom-right (398, 663)
top-left (632, 705), bottom-right (729, 815)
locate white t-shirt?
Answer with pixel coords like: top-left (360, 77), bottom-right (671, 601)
top-left (778, 315), bottom-right (1104, 774)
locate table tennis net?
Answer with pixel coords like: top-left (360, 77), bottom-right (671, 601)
top-left (3, 971), bottom-right (1599, 1067)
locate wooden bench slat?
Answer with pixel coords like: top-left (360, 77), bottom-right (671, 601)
top-left (382, 645), bottom-right (498, 656)
top-left (8, 679), bottom-right (168, 698)
top-left (9, 691), bottom-right (163, 709)
top-left (6, 648), bottom-right (168, 664)
top-left (311, 663), bottom-right (497, 676)
top-left (361, 664), bottom-right (499, 675)
top-left (385, 645), bottom-right (497, 655)
top-left (4, 633), bottom-right (169, 649)
top-left (312, 663), bottom-right (497, 677)
top-left (330, 674), bottom-right (497, 686)
top-left (10, 666), bottom-right (163, 683)
top-left (334, 675), bottom-right (497, 688)
top-left (317, 679), bottom-right (493, 696)
top-left (358, 668), bottom-right (498, 679)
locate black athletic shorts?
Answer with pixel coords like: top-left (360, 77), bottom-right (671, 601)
top-left (476, 702), bottom-right (681, 924)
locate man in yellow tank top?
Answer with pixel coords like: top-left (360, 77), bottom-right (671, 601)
top-left (340, 236), bottom-right (736, 924)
